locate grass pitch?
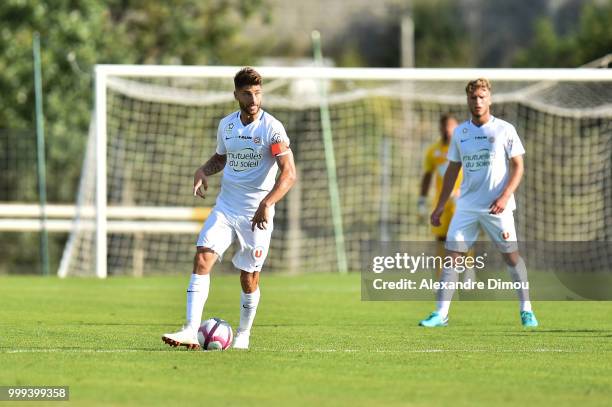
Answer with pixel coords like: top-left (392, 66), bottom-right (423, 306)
top-left (0, 273), bottom-right (611, 406)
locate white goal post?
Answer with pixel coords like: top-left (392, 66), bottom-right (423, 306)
top-left (60, 65), bottom-right (611, 278)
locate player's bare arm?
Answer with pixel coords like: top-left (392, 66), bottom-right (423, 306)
top-left (489, 154), bottom-right (524, 214)
top-left (420, 171), bottom-right (433, 197)
top-left (251, 151), bottom-right (297, 231)
top-left (418, 171), bottom-right (433, 217)
top-left (193, 153), bottom-right (227, 199)
top-left (431, 161), bottom-right (462, 226)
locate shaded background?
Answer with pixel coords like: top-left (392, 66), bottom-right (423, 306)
top-left (1, 0), bottom-right (611, 274)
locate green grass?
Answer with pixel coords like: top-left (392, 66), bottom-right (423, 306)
top-left (0, 273), bottom-right (611, 406)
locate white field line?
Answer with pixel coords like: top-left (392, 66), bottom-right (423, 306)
top-left (0, 348), bottom-right (599, 354)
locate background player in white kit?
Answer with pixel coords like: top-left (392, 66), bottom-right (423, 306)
top-left (419, 78), bottom-right (538, 328)
top-left (162, 67), bottom-right (296, 349)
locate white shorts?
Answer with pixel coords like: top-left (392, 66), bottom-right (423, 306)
top-left (445, 209), bottom-right (518, 253)
top-left (196, 208), bottom-right (273, 273)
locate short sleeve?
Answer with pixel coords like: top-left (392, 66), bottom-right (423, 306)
top-left (446, 128), bottom-right (461, 163)
top-left (423, 145), bottom-right (435, 172)
top-left (269, 121), bottom-right (290, 156)
top-left (505, 125), bottom-right (525, 158)
top-left (216, 121), bottom-right (227, 155)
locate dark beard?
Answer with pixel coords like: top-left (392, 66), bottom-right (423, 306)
top-left (240, 102), bottom-right (260, 116)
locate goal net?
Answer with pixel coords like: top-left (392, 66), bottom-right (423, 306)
top-left (59, 66), bottom-right (612, 277)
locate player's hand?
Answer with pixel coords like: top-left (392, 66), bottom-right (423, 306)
top-left (430, 206), bottom-right (444, 227)
top-left (489, 194), bottom-right (509, 214)
top-left (251, 202), bottom-right (270, 231)
top-left (193, 167), bottom-right (208, 199)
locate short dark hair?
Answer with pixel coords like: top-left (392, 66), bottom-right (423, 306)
top-left (440, 113), bottom-right (457, 124)
top-left (234, 67), bottom-right (262, 89)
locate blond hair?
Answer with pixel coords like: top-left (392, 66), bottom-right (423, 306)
top-left (465, 78), bottom-right (491, 94)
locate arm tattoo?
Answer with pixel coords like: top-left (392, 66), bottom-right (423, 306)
top-left (202, 154), bottom-right (227, 176)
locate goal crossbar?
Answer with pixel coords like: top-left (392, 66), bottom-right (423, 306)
top-left (96, 65), bottom-right (612, 81)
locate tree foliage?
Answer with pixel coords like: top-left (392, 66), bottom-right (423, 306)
top-left (513, 1), bottom-right (612, 67)
top-left (412, 0), bottom-right (471, 67)
top-left (329, 0), bottom-right (471, 68)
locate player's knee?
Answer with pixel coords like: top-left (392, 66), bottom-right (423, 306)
top-left (445, 250), bottom-right (464, 266)
top-left (193, 250), bottom-right (216, 275)
top-left (501, 252), bottom-right (520, 267)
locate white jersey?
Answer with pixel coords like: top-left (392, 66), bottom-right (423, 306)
top-left (447, 116), bottom-right (525, 212)
top-left (214, 110), bottom-right (290, 216)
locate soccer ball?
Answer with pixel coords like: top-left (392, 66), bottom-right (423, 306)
top-left (197, 318), bottom-right (233, 351)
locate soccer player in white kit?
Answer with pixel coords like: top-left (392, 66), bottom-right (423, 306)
top-left (419, 78), bottom-right (538, 328)
top-left (162, 67), bottom-right (297, 349)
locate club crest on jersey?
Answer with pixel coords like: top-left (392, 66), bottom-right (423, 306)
top-left (501, 231), bottom-right (510, 240)
top-left (462, 128), bottom-right (468, 134)
top-left (488, 136), bottom-right (495, 143)
top-left (252, 246), bottom-right (265, 260)
top-left (225, 123), bottom-right (234, 135)
top-left (253, 136), bottom-right (261, 144)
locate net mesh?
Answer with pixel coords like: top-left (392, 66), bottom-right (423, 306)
top-left (0, 129), bottom-right (37, 202)
top-left (59, 71), bottom-right (612, 276)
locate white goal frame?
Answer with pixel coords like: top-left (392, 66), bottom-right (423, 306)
top-left (92, 65), bottom-right (611, 278)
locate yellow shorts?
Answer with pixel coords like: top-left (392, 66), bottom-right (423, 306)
top-left (431, 201), bottom-right (455, 239)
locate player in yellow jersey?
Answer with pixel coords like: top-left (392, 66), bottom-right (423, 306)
top-left (418, 113), bottom-right (461, 241)
top-left (418, 114), bottom-right (475, 283)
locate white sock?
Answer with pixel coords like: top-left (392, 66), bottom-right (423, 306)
top-left (436, 267), bottom-right (458, 318)
top-left (238, 287), bottom-right (260, 335)
top-left (186, 273), bottom-right (210, 331)
top-left (463, 266), bottom-right (476, 283)
top-left (507, 257), bottom-right (532, 312)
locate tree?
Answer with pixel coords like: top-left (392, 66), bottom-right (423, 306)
top-left (412, 0), bottom-right (471, 67)
top-left (513, 1), bottom-right (612, 67)
top-left (106, 0), bottom-right (268, 65)
top-left (328, 0), bottom-right (471, 68)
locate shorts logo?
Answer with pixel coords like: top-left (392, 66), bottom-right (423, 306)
top-left (501, 231), bottom-right (510, 240)
top-left (252, 246), bottom-right (265, 260)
